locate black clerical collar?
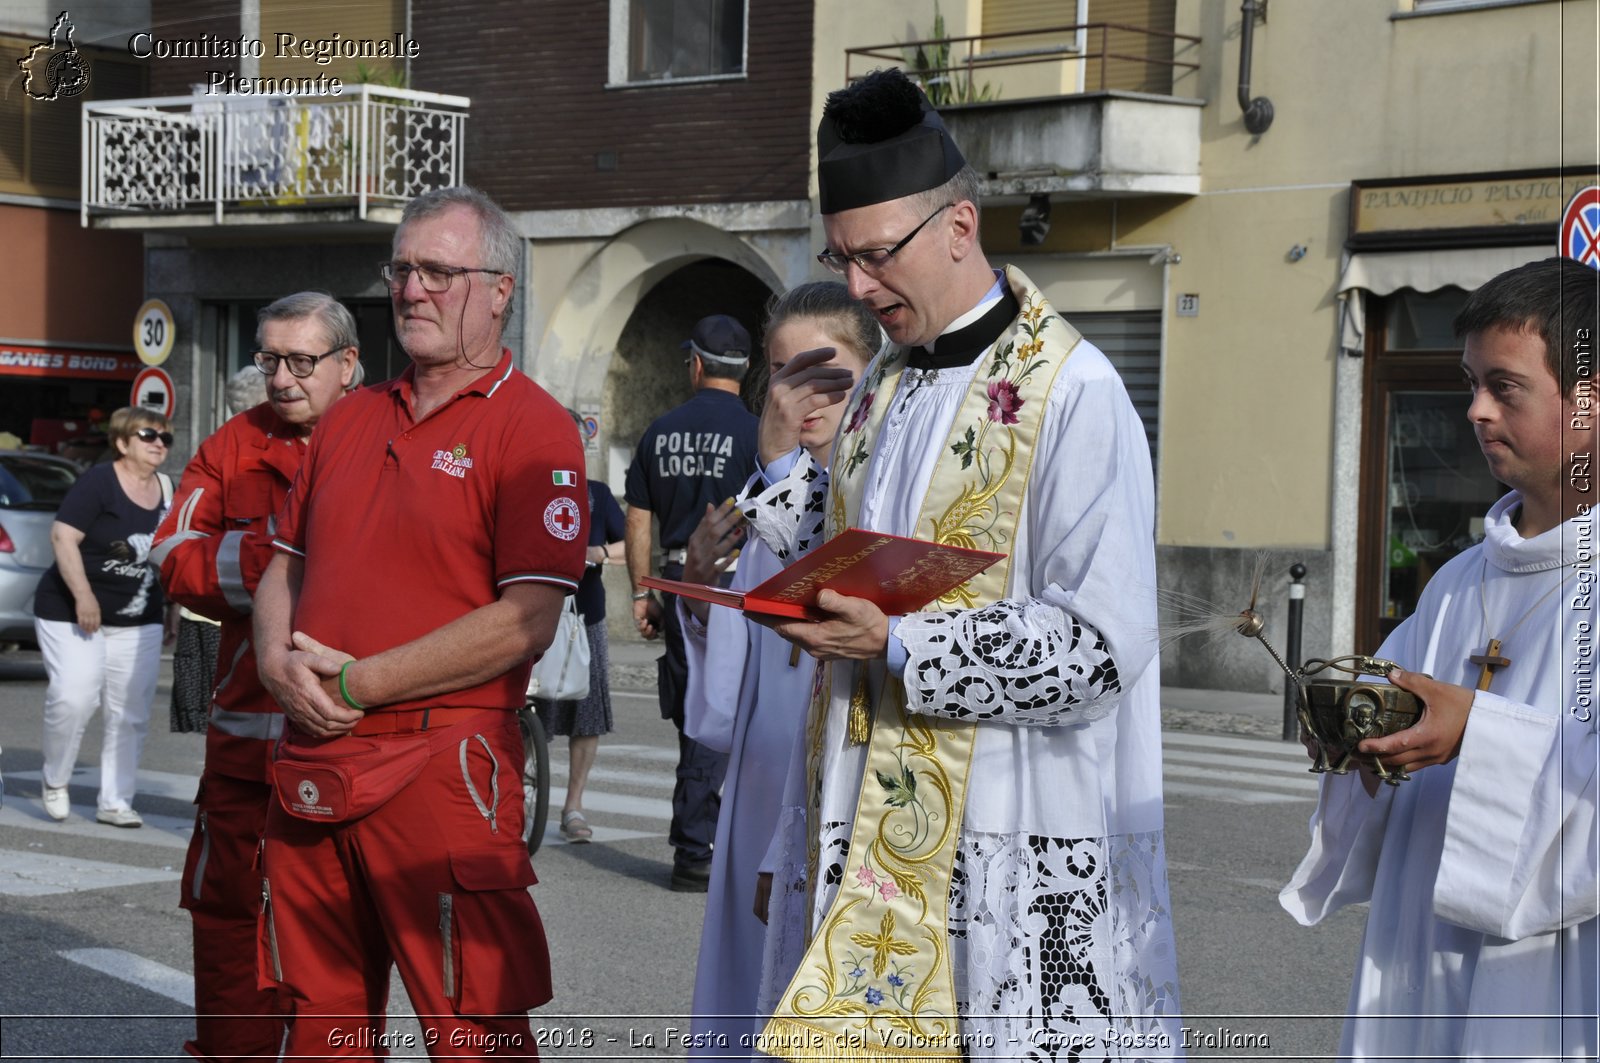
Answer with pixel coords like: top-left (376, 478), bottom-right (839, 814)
top-left (907, 287), bottom-right (1021, 371)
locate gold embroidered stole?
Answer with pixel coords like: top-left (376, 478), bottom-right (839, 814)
top-left (763, 270), bottom-right (1078, 1061)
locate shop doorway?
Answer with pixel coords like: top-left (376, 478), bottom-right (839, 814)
top-left (1356, 287), bottom-right (1502, 652)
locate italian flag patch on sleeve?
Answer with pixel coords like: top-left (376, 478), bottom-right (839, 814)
top-left (552, 471), bottom-right (578, 486)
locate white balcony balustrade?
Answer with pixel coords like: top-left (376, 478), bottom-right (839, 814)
top-left (81, 85), bottom-right (470, 228)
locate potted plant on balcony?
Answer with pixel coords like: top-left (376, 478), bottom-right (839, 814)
top-left (352, 63), bottom-right (410, 202)
top-left (907, 3), bottom-right (995, 107)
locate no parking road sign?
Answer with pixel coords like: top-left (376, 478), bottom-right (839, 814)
top-left (1561, 186), bottom-right (1600, 270)
top-left (131, 366), bottom-right (175, 419)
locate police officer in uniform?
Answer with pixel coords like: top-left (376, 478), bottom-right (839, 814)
top-left (625, 314), bottom-right (759, 891)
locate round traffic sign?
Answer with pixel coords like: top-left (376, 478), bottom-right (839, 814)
top-left (1560, 186), bottom-right (1600, 270)
top-left (131, 366), bottom-right (175, 419)
top-left (133, 299), bottom-right (175, 366)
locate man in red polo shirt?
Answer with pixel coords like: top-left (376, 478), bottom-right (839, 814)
top-left (152, 291), bottom-right (361, 1062)
top-left (254, 186), bottom-right (586, 1058)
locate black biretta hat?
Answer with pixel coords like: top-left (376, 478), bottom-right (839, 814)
top-left (817, 69), bottom-right (967, 215)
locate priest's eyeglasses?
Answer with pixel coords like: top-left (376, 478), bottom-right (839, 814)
top-left (253, 346), bottom-right (343, 379)
top-left (381, 262), bottom-right (506, 293)
top-left (816, 203), bottom-right (951, 275)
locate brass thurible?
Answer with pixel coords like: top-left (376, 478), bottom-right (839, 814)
top-left (1233, 610), bottom-right (1422, 786)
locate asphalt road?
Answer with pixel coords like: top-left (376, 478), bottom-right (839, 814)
top-left (0, 645), bottom-right (1364, 1061)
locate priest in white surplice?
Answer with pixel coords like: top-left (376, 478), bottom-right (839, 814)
top-left (741, 69), bottom-right (1181, 1062)
top-left (1281, 256), bottom-right (1599, 1061)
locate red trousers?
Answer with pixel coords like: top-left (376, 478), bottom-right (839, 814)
top-left (181, 771), bottom-right (288, 1062)
top-left (260, 712), bottom-right (550, 1061)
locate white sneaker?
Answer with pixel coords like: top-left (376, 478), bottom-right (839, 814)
top-left (42, 786), bottom-right (69, 821)
top-left (96, 807), bottom-right (142, 829)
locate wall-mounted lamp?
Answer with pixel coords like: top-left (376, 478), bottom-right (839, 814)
top-left (1019, 193), bottom-right (1052, 246)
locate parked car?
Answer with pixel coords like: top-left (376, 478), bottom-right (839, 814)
top-left (0, 451), bottom-right (82, 646)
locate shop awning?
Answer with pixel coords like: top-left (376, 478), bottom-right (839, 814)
top-left (1337, 245), bottom-right (1548, 354)
top-left (0, 345), bottom-right (142, 381)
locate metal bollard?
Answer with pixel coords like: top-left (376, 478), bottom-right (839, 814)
top-left (1282, 562), bottom-right (1306, 740)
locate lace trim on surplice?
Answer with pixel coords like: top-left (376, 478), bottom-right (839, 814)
top-left (739, 451), bottom-right (828, 562)
top-left (899, 598), bottom-right (1122, 725)
top-left (951, 830), bottom-right (1182, 1061)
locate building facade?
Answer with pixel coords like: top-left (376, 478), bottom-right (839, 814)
top-left (65, 0), bottom-right (1600, 688)
top-left (0, 4), bottom-right (150, 454)
top-left (811, 0), bottom-right (1598, 690)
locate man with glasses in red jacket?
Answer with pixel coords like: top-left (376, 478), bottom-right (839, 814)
top-left (153, 290), bottom-right (361, 1061)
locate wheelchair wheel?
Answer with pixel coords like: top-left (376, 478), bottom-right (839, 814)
top-left (517, 707), bottom-right (551, 856)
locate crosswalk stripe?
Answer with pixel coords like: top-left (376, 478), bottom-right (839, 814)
top-left (0, 801), bottom-right (193, 849)
top-left (587, 743), bottom-right (681, 765)
top-left (538, 824), bottom-right (660, 846)
top-left (547, 763), bottom-right (674, 793)
top-left (1, 849), bottom-right (181, 896)
top-left (9, 767), bottom-right (200, 802)
top-left (1163, 731), bottom-right (1308, 757)
top-left (1161, 761), bottom-right (1317, 796)
top-left (1161, 780), bottom-right (1308, 805)
top-left (1162, 747), bottom-right (1321, 779)
top-left (60, 948), bottom-right (194, 1006)
top-left (563, 788), bottom-right (673, 821)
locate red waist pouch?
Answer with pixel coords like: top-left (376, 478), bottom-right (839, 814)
top-left (272, 713), bottom-right (504, 824)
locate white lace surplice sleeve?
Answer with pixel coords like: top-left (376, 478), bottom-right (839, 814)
top-left (738, 451), bottom-right (828, 562)
top-left (1435, 693), bottom-right (1598, 940)
top-left (899, 370), bottom-right (1158, 727)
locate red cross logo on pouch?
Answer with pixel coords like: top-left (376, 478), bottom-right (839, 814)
top-left (544, 496), bottom-right (581, 541)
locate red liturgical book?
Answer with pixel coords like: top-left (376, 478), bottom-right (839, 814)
top-left (641, 528), bottom-right (1006, 621)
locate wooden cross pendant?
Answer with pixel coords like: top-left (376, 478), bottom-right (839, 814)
top-left (1470, 637), bottom-right (1510, 691)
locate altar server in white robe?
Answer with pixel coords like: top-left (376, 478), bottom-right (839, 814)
top-left (678, 282), bottom-right (882, 1056)
top-left (741, 69), bottom-right (1181, 1061)
top-left (1281, 255), bottom-right (1598, 1061)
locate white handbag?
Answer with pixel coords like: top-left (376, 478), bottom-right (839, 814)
top-left (527, 597), bottom-right (591, 702)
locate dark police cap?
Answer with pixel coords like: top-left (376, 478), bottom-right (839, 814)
top-left (817, 68), bottom-right (967, 215)
top-left (681, 314), bottom-right (751, 364)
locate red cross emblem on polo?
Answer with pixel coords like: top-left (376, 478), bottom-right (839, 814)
top-left (544, 496), bottom-right (581, 541)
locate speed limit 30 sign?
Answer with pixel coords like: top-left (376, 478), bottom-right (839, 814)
top-left (134, 299), bottom-right (175, 366)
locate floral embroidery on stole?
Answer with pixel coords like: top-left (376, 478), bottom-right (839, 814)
top-left (763, 269), bottom-right (1079, 1061)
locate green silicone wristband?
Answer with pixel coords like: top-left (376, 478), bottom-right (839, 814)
top-left (338, 660), bottom-right (366, 711)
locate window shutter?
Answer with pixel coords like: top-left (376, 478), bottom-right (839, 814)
top-left (260, 0), bottom-right (405, 84)
top-left (1084, 0), bottom-right (1176, 94)
top-left (0, 41), bottom-right (27, 185)
top-left (0, 35), bottom-right (148, 198)
top-left (1072, 310), bottom-right (1162, 467)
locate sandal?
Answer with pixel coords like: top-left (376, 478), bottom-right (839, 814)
top-left (560, 810), bottom-right (592, 843)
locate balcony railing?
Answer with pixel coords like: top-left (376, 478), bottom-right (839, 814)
top-left (81, 85), bottom-right (470, 226)
top-left (846, 22), bottom-right (1201, 105)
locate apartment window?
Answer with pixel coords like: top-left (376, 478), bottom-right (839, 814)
top-left (617, 0), bottom-right (746, 84)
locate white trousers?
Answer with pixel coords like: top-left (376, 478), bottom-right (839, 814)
top-left (36, 618), bottom-right (162, 813)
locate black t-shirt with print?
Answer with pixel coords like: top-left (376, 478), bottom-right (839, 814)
top-left (575, 480), bottom-right (626, 624)
top-left (33, 463), bottom-right (167, 627)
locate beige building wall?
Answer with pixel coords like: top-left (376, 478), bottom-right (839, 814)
top-left (1155, 0), bottom-right (1593, 549)
top-left (811, 0), bottom-right (1598, 688)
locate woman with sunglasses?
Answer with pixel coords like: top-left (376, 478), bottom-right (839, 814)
top-left (34, 407), bottom-right (174, 828)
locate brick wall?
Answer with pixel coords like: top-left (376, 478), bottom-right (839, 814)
top-left (412, 1), bottom-right (814, 210)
